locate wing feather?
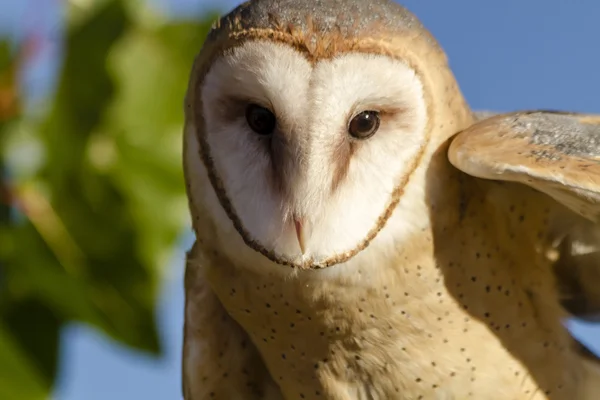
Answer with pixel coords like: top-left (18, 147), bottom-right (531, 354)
top-left (449, 110), bottom-right (600, 222)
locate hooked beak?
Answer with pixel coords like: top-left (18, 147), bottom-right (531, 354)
top-left (294, 217), bottom-right (306, 255)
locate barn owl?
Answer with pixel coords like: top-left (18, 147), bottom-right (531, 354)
top-left (181, 0), bottom-right (600, 399)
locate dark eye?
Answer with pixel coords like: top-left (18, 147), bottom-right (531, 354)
top-left (348, 111), bottom-right (380, 139)
top-left (245, 104), bottom-right (276, 135)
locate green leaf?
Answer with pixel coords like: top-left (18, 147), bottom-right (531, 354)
top-left (3, 299), bottom-right (62, 388)
top-left (0, 318), bottom-right (52, 400)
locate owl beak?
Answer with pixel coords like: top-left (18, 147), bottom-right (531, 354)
top-left (294, 217), bottom-right (306, 255)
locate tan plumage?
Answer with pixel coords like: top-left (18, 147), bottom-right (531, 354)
top-left (449, 111), bottom-right (600, 223)
top-left (181, 1), bottom-right (600, 399)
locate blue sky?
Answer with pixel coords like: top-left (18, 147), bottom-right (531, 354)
top-left (1, 0), bottom-right (600, 399)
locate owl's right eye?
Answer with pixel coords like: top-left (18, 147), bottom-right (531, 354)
top-left (245, 104), bottom-right (276, 135)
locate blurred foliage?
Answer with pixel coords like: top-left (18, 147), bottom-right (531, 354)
top-left (0, 0), bottom-right (216, 398)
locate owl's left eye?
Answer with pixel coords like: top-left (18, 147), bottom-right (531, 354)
top-left (246, 104), bottom-right (276, 136)
top-left (348, 110), bottom-right (380, 140)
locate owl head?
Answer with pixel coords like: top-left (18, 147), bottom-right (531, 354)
top-left (184, 0), bottom-right (472, 270)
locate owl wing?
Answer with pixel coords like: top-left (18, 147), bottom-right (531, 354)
top-left (449, 110), bottom-right (600, 223)
top-left (182, 241), bottom-right (283, 400)
top-left (448, 110), bottom-right (600, 321)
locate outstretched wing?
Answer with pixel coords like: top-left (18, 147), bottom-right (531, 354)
top-left (449, 110), bottom-right (600, 223)
top-left (448, 110), bottom-right (600, 322)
